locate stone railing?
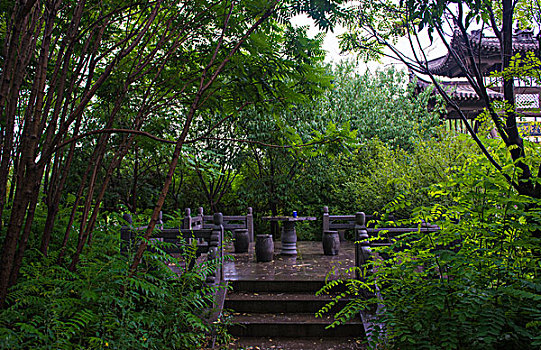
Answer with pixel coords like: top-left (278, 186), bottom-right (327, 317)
top-left (183, 207), bottom-right (254, 242)
top-left (322, 206), bottom-right (378, 240)
top-left (121, 212), bottom-right (224, 286)
top-left (352, 212), bottom-right (440, 280)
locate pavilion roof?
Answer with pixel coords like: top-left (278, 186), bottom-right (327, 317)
top-left (415, 75), bottom-right (503, 101)
top-left (426, 29), bottom-right (538, 78)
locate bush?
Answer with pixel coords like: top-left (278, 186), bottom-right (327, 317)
top-left (328, 130), bottom-right (475, 218)
top-left (319, 144), bottom-right (541, 349)
top-left (0, 222), bottom-right (231, 349)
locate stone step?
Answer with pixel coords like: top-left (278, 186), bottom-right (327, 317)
top-left (229, 336), bottom-right (365, 349)
top-left (228, 312), bottom-right (364, 338)
top-left (230, 279), bottom-right (338, 293)
top-left (225, 291), bottom-right (349, 313)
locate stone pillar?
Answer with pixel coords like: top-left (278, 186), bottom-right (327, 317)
top-left (281, 221), bottom-right (297, 255)
top-left (206, 212), bottom-right (224, 285)
top-left (322, 206), bottom-right (330, 239)
top-left (355, 212), bottom-right (371, 280)
top-left (123, 213), bottom-right (133, 225)
top-left (197, 207), bottom-right (204, 227)
top-left (246, 207), bottom-right (254, 242)
top-left (182, 208), bottom-right (192, 229)
top-left (157, 211), bottom-right (163, 230)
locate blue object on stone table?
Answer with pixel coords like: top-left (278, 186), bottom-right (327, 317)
top-left (292, 211), bottom-right (297, 218)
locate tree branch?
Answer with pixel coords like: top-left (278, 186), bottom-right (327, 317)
top-left (53, 128), bottom-right (342, 151)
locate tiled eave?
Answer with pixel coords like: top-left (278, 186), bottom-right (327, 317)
top-left (425, 30), bottom-right (538, 77)
top-left (416, 76), bottom-right (503, 101)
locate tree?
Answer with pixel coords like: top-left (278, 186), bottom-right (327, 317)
top-left (229, 63), bottom-right (442, 240)
top-left (0, 0), bottom-right (347, 306)
top-left (320, 3), bottom-right (541, 347)
top-left (339, 0), bottom-right (541, 206)
top-left (316, 62), bottom-right (441, 151)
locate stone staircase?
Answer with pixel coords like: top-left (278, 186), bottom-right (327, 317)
top-left (225, 279), bottom-right (365, 349)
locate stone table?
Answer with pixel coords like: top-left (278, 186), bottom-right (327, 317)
top-left (262, 216), bottom-right (316, 255)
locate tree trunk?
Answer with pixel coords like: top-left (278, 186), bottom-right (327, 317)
top-left (501, 0), bottom-right (534, 197)
top-left (40, 118), bottom-right (81, 255)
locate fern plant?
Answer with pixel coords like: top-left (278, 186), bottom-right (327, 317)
top-left (0, 212), bottom-right (232, 349)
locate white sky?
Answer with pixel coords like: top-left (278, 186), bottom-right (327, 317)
top-left (291, 14), bottom-right (447, 72)
top-left (291, 14), bottom-right (391, 70)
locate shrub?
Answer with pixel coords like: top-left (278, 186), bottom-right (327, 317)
top-left (0, 220), bottom-right (231, 349)
top-left (328, 130), bottom-right (475, 218)
top-left (319, 143), bottom-right (541, 349)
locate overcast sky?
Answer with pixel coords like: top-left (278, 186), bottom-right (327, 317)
top-left (290, 14), bottom-right (361, 64)
top-left (291, 14), bottom-right (447, 72)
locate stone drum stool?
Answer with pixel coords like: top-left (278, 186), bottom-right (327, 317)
top-left (323, 230), bottom-right (340, 255)
top-left (255, 234), bottom-right (274, 262)
top-left (233, 229), bottom-right (249, 253)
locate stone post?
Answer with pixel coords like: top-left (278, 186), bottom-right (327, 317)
top-left (322, 206), bottom-right (330, 239)
top-left (247, 207), bottom-right (254, 242)
top-left (157, 211), bottom-right (163, 230)
top-left (182, 208), bottom-right (192, 229)
top-left (123, 213), bottom-right (133, 225)
top-left (355, 212), bottom-right (371, 280)
top-left (198, 207), bottom-right (204, 225)
top-left (206, 212), bottom-right (224, 285)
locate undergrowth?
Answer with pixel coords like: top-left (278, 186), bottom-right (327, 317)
top-left (318, 145), bottom-right (541, 349)
top-left (0, 218), bottom-right (232, 349)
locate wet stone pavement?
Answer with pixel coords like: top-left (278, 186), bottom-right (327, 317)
top-left (224, 240), bottom-right (357, 282)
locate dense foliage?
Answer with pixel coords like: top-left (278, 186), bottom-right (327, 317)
top-left (94, 64), bottom-right (445, 240)
top-left (319, 139), bottom-right (541, 349)
top-left (327, 131), bottom-right (474, 217)
top-left (339, 0), bottom-right (541, 204)
top-left (0, 1), bottom-right (345, 347)
top-left (3, 0), bottom-right (539, 347)
top-left (191, 65), bottom-right (441, 235)
top-left (0, 213), bottom-right (229, 349)
top-left (317, 65), bottom-right (443, 151)
top-left (0, 0), bottom-right (345, 306)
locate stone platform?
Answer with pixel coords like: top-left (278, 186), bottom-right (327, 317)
top-left (224, 240), bottom-right (357, 282)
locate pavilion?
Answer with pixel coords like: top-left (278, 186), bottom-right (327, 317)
top-left (414, 28), bottom-right (540, 140)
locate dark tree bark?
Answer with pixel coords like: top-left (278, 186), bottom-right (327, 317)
top-left (0, 0), bottom-right (165, 305)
